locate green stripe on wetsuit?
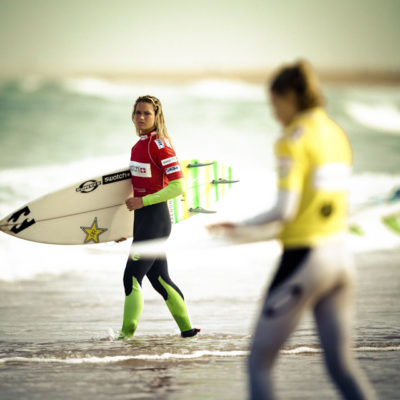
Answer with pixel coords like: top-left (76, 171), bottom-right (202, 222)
top-left (120, 275), bottom-right (193, 338)
top-left (158, 276), bottom-right (192, 332)
top-left (120, 277), bottom-right (143, 338)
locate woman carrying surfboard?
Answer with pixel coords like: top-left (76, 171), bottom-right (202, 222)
top-left (119, 95), bottom-right (199, 339)
top-left (208, 60), bottom-right (376, 399)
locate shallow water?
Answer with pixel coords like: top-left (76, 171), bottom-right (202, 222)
top-left (0, 247), bottom-right (399, 399)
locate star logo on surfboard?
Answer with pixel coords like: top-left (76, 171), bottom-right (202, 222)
top-left (80, 217), bottom-right (108, 243)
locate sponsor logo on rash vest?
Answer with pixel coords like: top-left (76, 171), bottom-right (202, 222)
top-left (154, 139), bottom-right (165, 149)
top-left (165, 165), bottom-right (181, 175)
top-left (161, 156), bottom-right (178, 166)
top-left (130, 161), bottom-right (152, 178)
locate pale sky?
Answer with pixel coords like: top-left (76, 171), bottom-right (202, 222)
top-left (0, 0), bottom-right (399, 76)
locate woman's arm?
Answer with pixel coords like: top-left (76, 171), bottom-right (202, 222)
top-left (240, 189), bottom-right (299, 226)
top-left (207, 189), bottom-right (299, 236)
top-left (142, 178), bottom-right (185, 206)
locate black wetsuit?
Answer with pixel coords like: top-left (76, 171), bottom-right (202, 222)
top-left (123, 202), bottom-right (184, 301)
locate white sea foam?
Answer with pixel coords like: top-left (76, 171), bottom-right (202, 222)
top-left (345, 101), bottom-right (400, 134)
top-left (186, 78), bottom-right (264, 101)
top-left (1, 346), bottom-right (398, 365)
top-left (61, 77), bottom-right (184, 102)
top-left (60, 76), bottom-right (265, 102)
top-left (0, 350), bottom-right (248, 364)
top-left (62, 78), bottom-right (139, 100)
top-left (282, 345), bottom-right (400, 355)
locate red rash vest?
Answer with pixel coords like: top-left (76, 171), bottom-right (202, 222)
top-left (129, 130), bottom-right (183, 197)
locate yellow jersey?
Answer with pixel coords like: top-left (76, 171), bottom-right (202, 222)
top-left (275, 107), bottom-right (352, 248)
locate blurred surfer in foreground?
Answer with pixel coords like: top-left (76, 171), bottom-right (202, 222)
top-left (208, 60), bottom-right (376, 399)
top-left (119, 95), bottom-right (199, 339)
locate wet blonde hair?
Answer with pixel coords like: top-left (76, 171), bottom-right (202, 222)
top-left (269, 59), bottom-right (325, 111)
top-left (132, 95), bottom-right (171, 142)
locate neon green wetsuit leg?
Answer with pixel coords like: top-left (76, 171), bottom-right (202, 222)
top-left (120, 277), bottom-right (143, 338)
top-left (122, 204), bottom-right (197, 338)
top-left (159, 276), bottom-right (193, 332)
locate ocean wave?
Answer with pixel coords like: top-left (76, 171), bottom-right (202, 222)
top-left (61, 77), bottom-right (185, 101)
top-left (0, 350), bottom-right (248, 365)
top-left (0, 76), bottom-right (265, 102)
top-left (185, 78), bottom-right (264, 101)
top-left (1, 345), bottom-right (398, 365)
top-left (282, 345), bottom-right (400, 355)
top-left (62, 78), bottom-right (138, 100)
top-left (345, 101), bottom-right (400, 134)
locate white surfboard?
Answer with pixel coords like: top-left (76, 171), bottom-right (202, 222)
top-left (0, 169), bottom-right (133, 245)
top-left (0, 161), bottom-right (237, 245)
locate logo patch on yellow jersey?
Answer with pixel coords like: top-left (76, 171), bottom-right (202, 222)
top-left (320, 203), bottom-right (334, 218)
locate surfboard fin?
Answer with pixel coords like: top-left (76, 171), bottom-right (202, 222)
top-left (189, 207), bottom-right (217, 214)
top-left (186, 162), bottom-right (215, 168)
top-left (211, 178), bottom-right (240, 184)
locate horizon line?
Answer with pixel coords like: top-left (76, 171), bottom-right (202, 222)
top-left (0, 67), bottom-right (400, 85)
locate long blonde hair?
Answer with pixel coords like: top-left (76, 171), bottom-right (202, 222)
top-left (132, 95), bottom-right (172, 143)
